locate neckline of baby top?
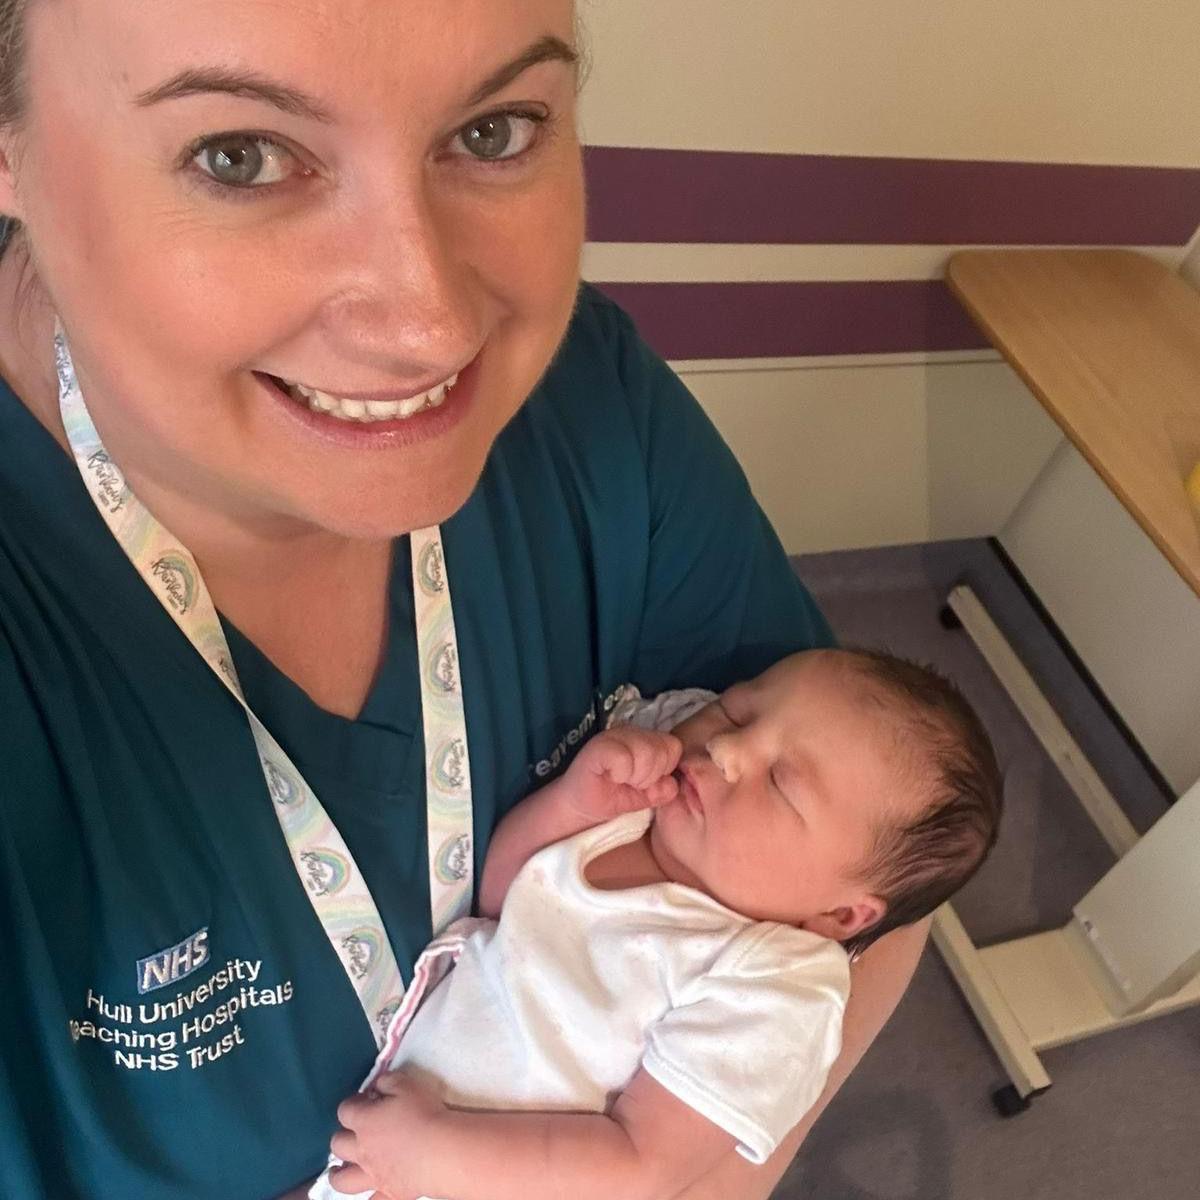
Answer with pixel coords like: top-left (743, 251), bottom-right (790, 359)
top-left (571, 809), bottom-right (750, 914)
top-left (564, 810), bottom-right (853, 965)
top-left (52, 321), bottom-right (474, 1048)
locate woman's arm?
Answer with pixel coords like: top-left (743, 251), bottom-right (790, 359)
top-left (670, 918), bottom-right (930, 1200)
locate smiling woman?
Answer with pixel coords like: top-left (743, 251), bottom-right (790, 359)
top-left (0, 2), bottom-right (586, 545)
top-left (0, 3), bottom-right (925, 1199)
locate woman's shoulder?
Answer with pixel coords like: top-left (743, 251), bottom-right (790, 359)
top-left (524, 284), bottom-right (727, 466)
top-left (534, 284), bottom-right (643, 411)
top-left (567, 281), bottom-right (637, 351)
top-left (555, 284), bottom-right (688, 406)
top-left (0, 590), bottom-right (61, 797)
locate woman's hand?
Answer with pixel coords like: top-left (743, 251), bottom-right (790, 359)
top-left (328, 1071), bottom-right (447, 1199)
top-left (562, 727), bottom-right (682, 821)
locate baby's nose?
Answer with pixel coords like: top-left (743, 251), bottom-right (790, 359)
top-left (705, 736), bottom-right (740, 783)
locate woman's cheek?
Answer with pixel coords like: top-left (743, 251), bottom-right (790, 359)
top-left (453, 142), bottom-right (584, 287)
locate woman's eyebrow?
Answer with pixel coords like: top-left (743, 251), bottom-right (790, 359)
top-left (466, 35), bottom-right (579, 106)
top-left (132, 67), bottom-right (337, 123)
top-left (131, 36), bottom-right (579, 123)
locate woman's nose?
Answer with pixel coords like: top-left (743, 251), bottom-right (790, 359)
top-left (319, 186), bottom-right (482, 377)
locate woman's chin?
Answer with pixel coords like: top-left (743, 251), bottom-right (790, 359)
top-left (239, 358), bottom-right (500, 539)
top-left (287, 481), bottom-right (482, 542)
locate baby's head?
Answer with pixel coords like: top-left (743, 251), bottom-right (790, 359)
top-left (656, 648), bottom-right (1002, 955)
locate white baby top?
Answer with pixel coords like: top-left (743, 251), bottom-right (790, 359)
top-left (392, 807), bottom-right (851, 1165)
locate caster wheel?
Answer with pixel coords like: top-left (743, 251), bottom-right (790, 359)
top-left (939, 604), bottom-right (962, 631)
top-left (991, 1085), bottom-right (1032, 1118)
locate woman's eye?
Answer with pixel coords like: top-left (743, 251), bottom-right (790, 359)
top-left (191, 135), bottom-right (301, 190)
top-left (452, 111), bottom-right (544, 162)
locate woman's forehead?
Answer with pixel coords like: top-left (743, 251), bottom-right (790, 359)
top-left (39, 0), bottom-right (577, 86)
top-left (65, 0), bottom-right (575, 27)
top-left (20, 0), bottom-right (580, 146)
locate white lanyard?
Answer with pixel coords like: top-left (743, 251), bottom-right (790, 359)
top-left (54, 325), bottom-right (474, 1048)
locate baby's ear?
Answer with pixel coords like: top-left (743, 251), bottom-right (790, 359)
top-left (804, 896), bottom-right (885, 942)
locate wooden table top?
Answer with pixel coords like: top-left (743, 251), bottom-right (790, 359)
top-left (947, 249), bottom-right (1200, 599)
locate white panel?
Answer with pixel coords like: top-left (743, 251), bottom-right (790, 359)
top-left (1075, 777), bottom-right (1200, 1011)
top-left (681, 365), bottom-right (930, 554)
top-left (1001, 443), bottom-right (1200, 791)
top-left (579, 1), bottom-right (1200, 166)
top-left (926, 362), bottom-right (1063, 539)
top-left (672, 351), bottom-right (1000, 375)
top-left (582, 243), bottom-right (1185, 285)
top-left (1181, 238), bottom-right (1200, 290)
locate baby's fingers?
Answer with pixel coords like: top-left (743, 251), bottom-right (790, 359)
top-left (627, 732), bottom-right (682, 789)
top-left (601, 781), bottom-right (656, 814)
top-left (643, 774), bottom-right (680, 807)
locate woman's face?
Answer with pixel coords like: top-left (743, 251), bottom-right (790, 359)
top-left (1, 0), bottom-right (584, 538)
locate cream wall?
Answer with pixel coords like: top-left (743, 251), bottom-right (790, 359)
top-left (578, 1), bottom-right (1200, 165)
top-left (680, 358), bottom-right (1064, 553)
top-left (579, 3), bottom-right (1200, 783)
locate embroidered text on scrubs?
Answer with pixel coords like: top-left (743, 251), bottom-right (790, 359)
top-left (137, 926), bottom-right (210, 994)
top-left (532, 686), bottom-right (628, 779)
top-left (70, 957), bottom-right (295, 1074)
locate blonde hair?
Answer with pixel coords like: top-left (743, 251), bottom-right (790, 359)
top-left (0, 0), bottom-right (27, 131)
top-left (0, 0), bottom-right (28, 257)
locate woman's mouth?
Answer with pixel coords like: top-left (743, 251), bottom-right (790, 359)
top-left (251, 356), bottom-right (479, 447)
top-left (260, 371), bottom-right (459, 424)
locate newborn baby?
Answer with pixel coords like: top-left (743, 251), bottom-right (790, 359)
top-left (318, 648), bottom-right (1002, 1200)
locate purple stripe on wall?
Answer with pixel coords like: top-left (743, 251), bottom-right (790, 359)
top-left (590, 281), bottom-right (991, 359)
top-left (584, 147), bottom-right (1200, 247)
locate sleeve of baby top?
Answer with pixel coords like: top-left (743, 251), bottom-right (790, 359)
top-left (606, 686), bottom-right (717, 733)
top-left (641, 923), bottom-right (851, 1165)
top-left (586, 287), bottom-right (836, 696)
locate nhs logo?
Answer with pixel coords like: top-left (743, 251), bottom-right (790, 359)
top-left (137, 927), bottom-right (210, 995)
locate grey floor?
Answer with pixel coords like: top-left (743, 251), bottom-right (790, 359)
top-left (774, 540), bottom-right (1199, 1200)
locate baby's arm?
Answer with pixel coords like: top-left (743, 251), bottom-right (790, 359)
top-left (330, 1066), bottom-right (736, 1200)
top-left (477, 727), bottom-right (681, 918)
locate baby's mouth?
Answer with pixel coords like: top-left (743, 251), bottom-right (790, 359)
top-left (259, 371), bottom-right (459, 424)
top-left (674, 765), bottom-right (704, 813)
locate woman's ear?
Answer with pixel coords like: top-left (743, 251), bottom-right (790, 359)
top-left (803, 895), bottom-right (886, 942)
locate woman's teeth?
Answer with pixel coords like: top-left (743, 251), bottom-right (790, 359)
top-left (282, 374), bottom-right (458, 423)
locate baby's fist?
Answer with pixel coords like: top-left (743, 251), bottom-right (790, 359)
top-left (566, 727), bottom-right (682, 820)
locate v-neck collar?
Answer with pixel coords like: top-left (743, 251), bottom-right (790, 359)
top-left (218, 542), bottom-right (421, 797)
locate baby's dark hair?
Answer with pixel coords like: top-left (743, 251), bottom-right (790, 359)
top-left (836, 648), bottom-right (1003, 958)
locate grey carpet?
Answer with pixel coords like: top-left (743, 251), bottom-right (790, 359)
top-left (772, 540), bottom-right (1199, 1200)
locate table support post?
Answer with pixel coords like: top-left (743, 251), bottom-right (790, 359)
top-left (933, 585), bottom-right (1200, 1099)
top-left (931, 904), bottom-right (1051, 1099)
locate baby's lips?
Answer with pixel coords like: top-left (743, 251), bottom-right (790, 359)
top-left (674, 761), bottom-right (707, 811)
top-left (649, 772), bottom-right (681, 805)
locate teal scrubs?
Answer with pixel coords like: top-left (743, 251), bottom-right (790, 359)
top-left (0, 285), bottom-right (833, 1199)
